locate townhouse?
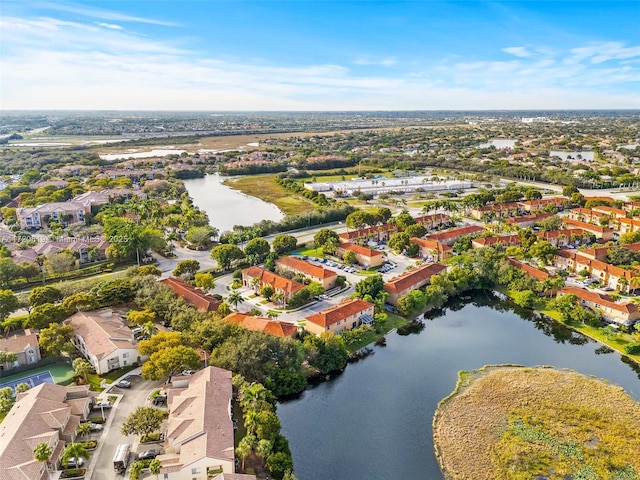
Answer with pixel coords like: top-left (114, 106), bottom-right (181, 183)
top-left (410, 237), bottom-right (453, 262)
top-left (0, 383), bottom-right (95, 480)
top-left (275, 256), bottom-right (338, 290)
top-left (223, 312), bottom-right (298, 338)
top-left (471, 235), bottom-right (522, 249)
top-left (424, 225), bottom-right (485, 246)
top-left (519, 197), bottom-right (568, 212)
top-left (158, 367), bottom-right (235, 479)
top-left (557, 286), bottom-right (639, 327)
top-left (470, 202), bottom-right (521, 220)
top-left (338, 224), bottom-right (398, 243)
top-left (562, 218), bottom-right (614, 241)
top-left (17, 201), bottom-right (89, 230)
top-left (383, 263), bottom-right (447, 307)
top-left (242, 266), bottom-right (305, 305)
top-left (535, 228), bottom-right (588, 247)
top-left (591, 205), bottom-right (627, 219)
top-left (0, 329), bottom-right (41, 370)
top-left (305, 298), bottom-right (375, 335)
top-left (335, 242), bottom-right (384, 268)
top-left (160, 277), bottom-right (222, 312)
top-left (505, 213), bottom-right (554, 228)
top-left (412, 213), bottom-right (451, 230)
top-left (66, 310), bottom-right (145, 374)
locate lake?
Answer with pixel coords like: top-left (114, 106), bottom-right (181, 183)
top-left (182, 174), bottom-right (284, 233)
top-left (549, 150), bottom-right (595, 162)
top-left (477, 139), bottom-right (517, 149)
top-left (278, 293), bottom-right (640, 480)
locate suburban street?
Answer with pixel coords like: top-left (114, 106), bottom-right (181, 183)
top-left (87, 371), bottom-right (164, 480)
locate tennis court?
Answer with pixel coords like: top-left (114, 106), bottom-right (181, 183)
top-left (0, 370), bottom-right (54, 391)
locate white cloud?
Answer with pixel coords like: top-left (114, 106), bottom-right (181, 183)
top-left (569, 42), bottom-right (640, 64)
top-left (96, 22), bottom-right (123, 31)
top-left (503, 46), bottom-right (531, 58)
top-left (353, 57), bottom-right (398, 67)
top-left (32, 1), bottom-right (178, 26)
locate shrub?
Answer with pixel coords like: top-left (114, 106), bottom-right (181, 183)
top-left (623, 343), bottom-right (640, 355)
top-left (140, 432), bottom-right (163, 443)
top-left (79, 441), bottom-right (97, 449)
top-left (89, 417), bottom-right (106, 424)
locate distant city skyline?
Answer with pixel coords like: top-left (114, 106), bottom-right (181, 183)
top-left (1, 1), bottom-right (639, 111)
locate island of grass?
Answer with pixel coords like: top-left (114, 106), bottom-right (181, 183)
top-left (433, 366), bottom-right (640, 480)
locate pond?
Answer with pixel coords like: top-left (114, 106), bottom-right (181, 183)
top-left (183, 174), bottom-right (284, 233)
top-left (278, 293), bottom-right (640, 480)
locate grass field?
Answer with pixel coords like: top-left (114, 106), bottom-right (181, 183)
top-left (346, 313), bottom-right (407, 353)
top-left (223, 175), bottom-right (316, 216)
top-left (434, 366), bottom-right (640, 479)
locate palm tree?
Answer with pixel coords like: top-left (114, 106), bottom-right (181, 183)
top-left (272, 291), bottom-right (285, 307)
top-left (251, 277), bottom-right (261, 292)
top-left (235, 435), bottom-right (255, 472)
top-left (61, 442), bottom-right (89, 469)
top-left (149, 459), bottom-right (161, 479)
top-left (76, 422), bottom-right (92, 438)
top-left (228, 289), bottom-right (243, 311)
top-left (72, 358), bottom-right (94, 384)
top-left (33, 443), bottom-right (52, 475)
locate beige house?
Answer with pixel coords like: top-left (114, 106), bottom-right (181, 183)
top-left (0, 329), bottom-right (40, 371)
top-left (158, 367), bottom-right (235, 479)
top-left (563, 218), bottom-right (614, 240)
top-left (558, 286), bottom-right (639, 327)
top-left (275, 256), bottom-right (338, 290)
top-left (335, 242), bottom-right (384, 268)
top-left (242, 266), bottom-right (305, 305)
top-left (66, 310), bottom-right (144, 374)
top-left (306, 298), bottom-right (375, 335)
top-left (384, 263), bottom-right (447, 307)
top-left (17, 201), bottom-right (88, 230)
top-left (0, 383), bottom-right (95, 480)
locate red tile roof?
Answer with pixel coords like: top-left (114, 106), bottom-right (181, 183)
top-left (338, 224), bottom-right (398, 240)
top-left (563, 218), bottom-right (613, 233)
top-left (410, 237), bottom-right (453, 254)
top-left (223, 312), bottom-right (297, 337)
top-left (160, 277), bottom-right (222, 312)
top-left (507, 257), bottom-right (551, 280)
top-left (337, 241), bottom-right (383, 258)
top-left (276, 256), bottom-right (337, 280)
top-left (536, 228), bottom-right (585, 240)
top-left (242, 266), bottom-right (305, 294)
top-left (412, 213), bottom-right (451, 224)
top-left (383, 263), bottom-right (446, 294)
top-left (306, 298), bottom-right (374, 328)
top-left (505, 213), bottom-right (554, 224)
top-left (472, 235), bottom-right (521, 247)
top-left (559, 286), bottom-right (638, 314)
top-left (425, 225), bottom-right (485, 241)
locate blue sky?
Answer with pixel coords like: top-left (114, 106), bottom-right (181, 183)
top-left (1, 1), bottom-right (639, 110)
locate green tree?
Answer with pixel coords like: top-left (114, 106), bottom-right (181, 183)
top-left (172, 259), bottom-right (200, 278)
top-left (194, 272), bottom-right (215, 291)
top-left (228, 289), bottom-right (244, 310)
top-left (149, 459), bottom-right (161, 479)
top-left (313, 229), bottom-right (339, 250)
top-left (121, 407), bottom-right (166, 437)
top-left (619, 230), bottom-right (640, 244)
top-left (392, 212), bottom-right (416, 231)
top-left (404, 223), bottom-right (426, 239)
top-left (260, 285), bottom-right (274, 301)
top-left (512, 290), bottom-right (537, 308)
top-left (307, 282), bottom-right (325, 297)
top-left (38, 323), bottom-right (75, 356)
top-left (27, 303), bottom-right (68, 329)
top-left (210, 244), bottom-right (245, 270)
top-left (0, 386), bottom-right (15, 413)
top-left (61, 293), bottom-right (98, 313)
top-left (45, 251), bottom-right (77, 274)
top-left (185, 225), bottom-right (217, 248)
top-left (562, 185), bottom-right (579, 197)
top-left (72, 358), bottom-right (94, 383)
top-left (354, 274), bottom-right (384, 299)
top-left (236, 435), bottom-right (255, 471)
top-left (388, 232), bottom-right (410, 253)
top-left (372, 207), bottom-right (392, 225)
top-left (33, 443), bottom-right (52, 475)
top-left (61, 442), bottom-right (89, 468)
top-left (345, 210), bottom-right (374, 230)
top-left (129, 461), bottom-right (144, 480)
top-left (0, 289), bottom-right (19, 321)
top-left (245, 238), bottom-right (271, 264)
top-left (127, 309), bottom-right (156, 326)
top-left (303, 332), bottom-right (348, 374)
top-left (15, 383), bottom-right (30, 394)
top-left (28, 286), bottom-right (63, 307)
top-left (0, 258), bottom-right (18, 288)
top-left (271, 234), bottom-right (297, 255)
top-left (266, 451), bottom-right (294, 480)
top-left (343, 250), bottom-right (357, 265)
top-left (76, 422), bottom-right (92, 438)
top-left (141, 345), bottom-right (201, 380)
top-left (529, 241), bottom-right (558, 265)
top-left (138, 331), bottom-right (184, 356)
top-left (406, 242), bottom-right (420, 257)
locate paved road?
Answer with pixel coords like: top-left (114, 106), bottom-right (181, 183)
top-left (87, 373), bottom-right (164, 480)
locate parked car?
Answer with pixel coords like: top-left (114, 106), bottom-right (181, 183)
top-left (116, 380), bottom-right (131, 388)
top-left (89, 423), bottom-right (103, 431)
top-left (153, 395), bottom-right (167, 405)
top-left (65, 457), bottom-right (85, 468)
top-left (181, 370), bottom-right (196, 376)
top-left (138, 449), bottom-right (161, 460)
top-left (93, 401), bottom-right (112, 409)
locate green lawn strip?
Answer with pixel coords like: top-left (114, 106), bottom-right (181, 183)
top-left (223, 174), bottom-right (316, 216)
top-left (293, 247), bottom-right (324, 257)
top-left (345, 313), bottom-right (408, 353)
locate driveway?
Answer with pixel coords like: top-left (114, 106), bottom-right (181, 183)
top-left (86, 373), bottom-right (164, 480)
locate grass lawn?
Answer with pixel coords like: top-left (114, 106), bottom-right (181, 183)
top-left (224, 174), bottom-right (316, 216)
top-left (345, 313), bottom-right (407, 353)
top-left (86, 365), bottom-right (139, 391)
top-left (294, 247), bottom-right (324, 257)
